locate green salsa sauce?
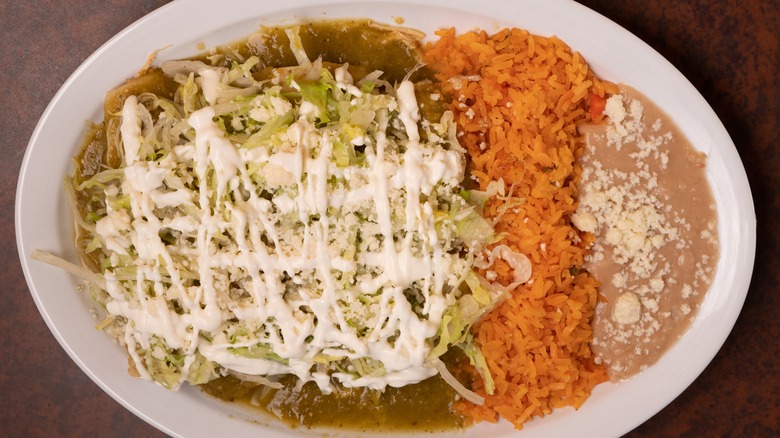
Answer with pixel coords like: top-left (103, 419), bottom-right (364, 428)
top-left (200, 371), bottom-right (465, 431)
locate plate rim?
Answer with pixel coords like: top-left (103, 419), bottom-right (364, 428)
top-left (15, 0), bottom-right (756, 437)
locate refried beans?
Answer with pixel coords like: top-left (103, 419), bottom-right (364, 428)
top-left (573, 85), bottom-right (719, 380)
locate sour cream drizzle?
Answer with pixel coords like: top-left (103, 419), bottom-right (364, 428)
top-left (98, 72), bottom-right (467, 391)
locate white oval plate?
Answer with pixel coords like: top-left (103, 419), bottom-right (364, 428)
top-left (16, 0), bottom-right (756, 437)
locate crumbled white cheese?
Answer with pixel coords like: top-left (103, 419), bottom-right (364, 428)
top-left (613, 292), bottom-right (641, 324)
top-left (571, 210), bottom-right (597, 233)
top-left (611, 272), bottom-right (627, 288)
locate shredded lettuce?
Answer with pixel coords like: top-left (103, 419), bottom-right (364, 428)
top-left (297, 79), bottom-right (332, 122)
top-left (464, 179), bottom-right (504, 210)
top-left (177, 72), bottom-right (201, 116)
top-left (459, 334), bottom-right (495, 395)
top-left (455, 207), bottom-right (495, 247)
top-left (429, 271), bottom-right (504, 365)
top-left (227, 56), bottom-right (260, 83)
top-left (284, 26), bottom-right (312, 68)
top-left (73, 168), bottom-right (124, 191)
top-left (230, 370), bottom-right (283, 389)
top-left (464, 271), bottom-right (494, 306)
top-left (31, 250), bottom-right (106, 287)
top-left (243, 110), bottom-right (294, 149)
top-left (229, 345), bottom-right (288, 364)
top-left (332, 139), bottom-right (357, 168)
top-left (431, 359), bottom-right (484, 405)
top-left (352, 357), bottom-right (387, 378)
top-left (144, 342), bottom-right (185, 389)
top-left (187, 352), bottom-right (220, 385)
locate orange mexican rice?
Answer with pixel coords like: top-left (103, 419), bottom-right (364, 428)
top-left (424, 27), bottom-right (618, 428)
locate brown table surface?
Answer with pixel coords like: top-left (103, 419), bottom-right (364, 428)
top-left (1, 0), bottom-right (777, 436)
